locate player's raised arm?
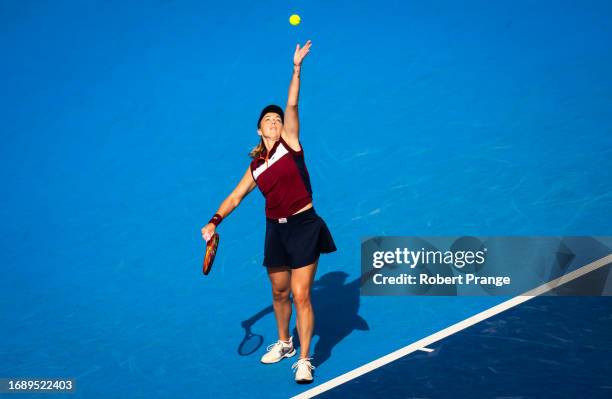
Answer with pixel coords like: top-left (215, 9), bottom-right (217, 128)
top-left (201, 166), bottom-right (256, 241)
top-left (283, 40), bottom-right (312, 142)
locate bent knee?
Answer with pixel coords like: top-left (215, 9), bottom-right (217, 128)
top-left (272, 288), bottom-right (290, 302)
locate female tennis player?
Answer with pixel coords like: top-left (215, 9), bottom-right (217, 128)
top-left (201, 40), bottom-right (337, 383)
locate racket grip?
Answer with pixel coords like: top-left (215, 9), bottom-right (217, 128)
top-left (203, 231), bottom-right (213, 242)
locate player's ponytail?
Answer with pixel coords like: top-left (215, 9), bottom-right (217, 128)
top-left (249, 138), bottom-right (265, 159)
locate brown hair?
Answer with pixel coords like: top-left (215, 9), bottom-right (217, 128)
top-left (249, 138), bottom-right (266, 159)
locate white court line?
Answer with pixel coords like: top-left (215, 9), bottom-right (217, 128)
top-left (291, 254), bottom-right (612, 399)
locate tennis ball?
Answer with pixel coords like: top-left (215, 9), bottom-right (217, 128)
top-left (289, 14), bottom-right (301, 26)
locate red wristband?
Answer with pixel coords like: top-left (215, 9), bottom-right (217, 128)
top-left (209, 214), bottom-right (223, 226)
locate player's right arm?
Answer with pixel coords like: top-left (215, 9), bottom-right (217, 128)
top-left (202, 166), bottom-right (257, 241)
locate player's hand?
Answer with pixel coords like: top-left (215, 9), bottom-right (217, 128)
top-left (294, 40), bottom-right (312, 66)
top-left (201, 223), bottom-right (216, 242)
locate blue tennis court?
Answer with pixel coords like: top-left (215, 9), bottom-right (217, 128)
top-left (1, 1), bottom-right (611, 398)
top-left (316, 296), bottom-right (612, 398)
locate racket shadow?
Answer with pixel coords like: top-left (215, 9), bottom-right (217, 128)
top-left (238, 305), bottom-right (273, 356)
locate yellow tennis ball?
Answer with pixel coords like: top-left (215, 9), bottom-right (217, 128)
top-left (289, 14), bottom-right (301, 26)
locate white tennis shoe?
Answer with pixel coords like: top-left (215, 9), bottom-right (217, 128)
top-left (292, 357), bottom-right (315, 383)
top-left (260, 336), bottom-right (296, 364)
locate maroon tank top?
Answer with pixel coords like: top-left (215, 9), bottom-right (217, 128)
top-left (250, 136), bottom-right (313, 219)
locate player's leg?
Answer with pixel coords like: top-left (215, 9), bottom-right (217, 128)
top-left (267, 266), bottom-right (292, 341)
top-left (261, 266), bottom-right (297, 364)
top-left (291, 258), bottom-right (318, 359)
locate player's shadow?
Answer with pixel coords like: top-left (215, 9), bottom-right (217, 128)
top-left (238, 271), bottom-right (370, 367)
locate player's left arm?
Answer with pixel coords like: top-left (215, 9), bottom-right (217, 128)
top-left (283, 40), bottom-right (312, 148)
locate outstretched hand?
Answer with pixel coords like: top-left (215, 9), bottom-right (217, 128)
top-left (293, 40), bottom-right (312, 66)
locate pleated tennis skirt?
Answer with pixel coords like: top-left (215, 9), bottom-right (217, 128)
top-left (263, 207), bottom-right (337, 269)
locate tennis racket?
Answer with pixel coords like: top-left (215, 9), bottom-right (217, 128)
top-left (202, 233), bottom-right (220, 275)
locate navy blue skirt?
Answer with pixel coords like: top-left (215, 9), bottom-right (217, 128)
top-left (263, 207), bottom-right (337, 269)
